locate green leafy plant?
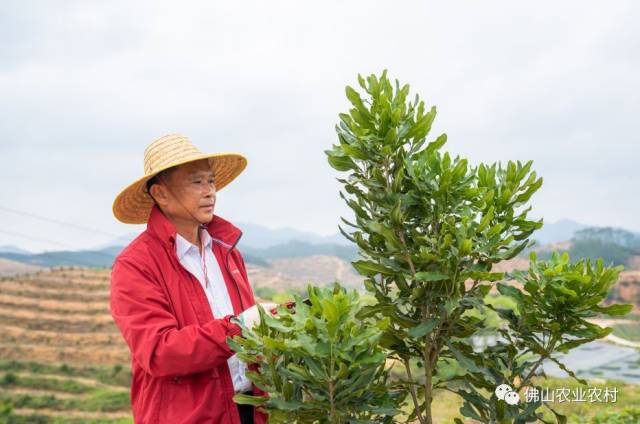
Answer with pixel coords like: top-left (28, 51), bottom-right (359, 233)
top-left (229, 283), bottom-right (403, 423)
top-left (324, 70), bottom-right (632, 424)
top-left (571, 407), bottom-right (640, 424)
top-left (454, 251), bottom-right (630, 423)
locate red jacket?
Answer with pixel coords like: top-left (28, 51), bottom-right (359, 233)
top-left (110, 204), bottom-right (269, 424)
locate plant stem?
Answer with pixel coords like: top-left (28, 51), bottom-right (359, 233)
top-left (398, 231), bottom-right (416, 277)
top-left (329, 379), bottom-right (337, 423)
top-left (329, 334), bottom-right (338, 423)
top-left (517, 336), bottom-right (558, 391)
top-left (422, 343), bottom-right (435, 424)
top-left (403, 357), bottom-right (426, 424)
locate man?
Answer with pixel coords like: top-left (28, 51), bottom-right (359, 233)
top-left (110, 133), bottom-right (276, 423)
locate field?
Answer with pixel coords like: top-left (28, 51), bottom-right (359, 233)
top-left (0, 267), bottom-right (133, 423)
top-left (1, 266), bottom-right (639, 423)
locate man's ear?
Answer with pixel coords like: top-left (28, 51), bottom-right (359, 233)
top-left (150, 183), bottom-right (170, 207)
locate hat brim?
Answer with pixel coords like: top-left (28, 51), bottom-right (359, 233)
top-left (112, 153), bottom-right (247, 224)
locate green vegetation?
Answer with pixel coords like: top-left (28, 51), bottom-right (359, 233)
top-left (536, 239), bottom-right (637, 269)
top-left (243, 241), bottom-right (358, 263)
top-left (253, 287), bottom-right (308, 304)
top-left (319, 70), bottom-right (633, 424)
top-left (532, 227), bottom-right (640, 269)
top-left (0, 361), bottom-right (130, 388)
top-left (572, 407), bottom-right (640, 424)
top-left (612, 324), bottom-right (640, 342)
top-left (0, 390), bottom-right (129, 413)
top-left (1, 373), bottom-right (93, 394)
top-left (537, 378), bottom-right (640, 423)
top-left (421, 377), bottom-right (640, 423)
top-left (0, 359), bottom-right (132, 423)
top-left (230, 284), bottom-right (402, 423)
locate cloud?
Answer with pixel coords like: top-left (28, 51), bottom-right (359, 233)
top-left (1, 0), bottom-right (638, 252)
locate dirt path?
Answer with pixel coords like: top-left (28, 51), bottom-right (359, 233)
top-left (12, 407), bottom-right (131, 420)
top-left (604, 333), bottom-right (640, 348)
top-left (0, 305), bottom-right (113, 323)
top-left (1, 325), bottom-right (121, 346)
top-left (2, 386), bottom-right (85, 399)
top-left (588, 318), bottom-right (637, 326)
top-left (0, 293), bottom-right (108, 313)
top-left (9, 371), bottom-right (129, 392)
top-left (0, 281), bottom-right (110, 300)
top-left (0, 342), bottom-right (130, 365)
top-left (18, 274), bottom-right (108, 285)
top-left (587, 318), bottom-right (640, 348)
top-left (9, 278), bottom-right (109, 292)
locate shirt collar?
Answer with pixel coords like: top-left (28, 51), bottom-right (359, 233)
top-left (175, 225), bottom-right (213, 261)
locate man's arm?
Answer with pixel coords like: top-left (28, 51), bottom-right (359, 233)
top-left (109, 256), bottom-right (242, 378)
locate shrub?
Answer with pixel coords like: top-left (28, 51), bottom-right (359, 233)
top-left (230, 283), bottom-right (403, 423)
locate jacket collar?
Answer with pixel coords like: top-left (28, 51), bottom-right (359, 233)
top-left (147, 204), bottom-right (242, 250)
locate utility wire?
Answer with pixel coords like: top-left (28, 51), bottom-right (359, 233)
top-left (0, 229), bottom-right (121, 266)
top-left (0, 229), bottom-right (75, 249)
top-left (0, 205), bottom-right (122, 238)
top-left (0, 205), bottom-right (132, 258)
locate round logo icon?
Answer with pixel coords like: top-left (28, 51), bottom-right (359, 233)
top-left (494, 383), bottom-right (520, 405)
top-left (495, 384), bottom-right (512, 400)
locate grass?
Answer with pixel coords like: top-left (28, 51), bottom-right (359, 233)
top-left (0, 399), bottom-right (132, 424)
top-left (389, 372), bottom-right (640, 422)
top-left (0, 360), bottom-right (130, 388)
top-left (612, 323), bottom-right (640, 342)
top-left (0, 360), bottom-right (131, 423)
top-left (1, 373), bottom-right (95, 394)
top-left (535, 377), bottom-right (640, 421)
top-left (0, 390), bottom-right (130, 413)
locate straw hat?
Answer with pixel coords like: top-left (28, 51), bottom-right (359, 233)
top-left (112, 133), bottom-right (247, 224)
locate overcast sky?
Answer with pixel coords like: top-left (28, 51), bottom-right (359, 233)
top-left (1, 1), bottom-right (638, 253)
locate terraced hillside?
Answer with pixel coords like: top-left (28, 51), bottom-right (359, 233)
top-left (0, 259), bottom-right (360, 423)
top-left (0, 267), bottom-right (132, 423)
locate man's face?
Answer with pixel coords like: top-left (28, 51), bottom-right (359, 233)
top-left (152, 159), bottom-right (216, 225)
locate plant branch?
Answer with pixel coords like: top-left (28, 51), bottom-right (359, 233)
top-left (403, 357), bottom-right (426, 424)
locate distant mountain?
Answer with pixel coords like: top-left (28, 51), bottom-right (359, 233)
top-left (0, 244), bottom-right (32, 255)
top-left (93, 221), bottom-right (349, 252)
top-left (242, 240), bottom-right (358, 263)
top-left (0, 257), bottom-right (43, 276)
top-left (0, 248), bottom-right (117, 268)
top-left (92, 233), bottom-right (138, 250)
top-left (7, 218), bottom-right (637, 270)
top-left (529, 218), bottom-right (590, 246)
top-left (527, 226), bottom-right (640, 269)
top-left (568, 227), bottom-right (640, 268)
top-left (573, 227), bottom-right (640, 250)
top-left (0, 239), bottom-right (355, 269)
top-left (235, 222), bottom-right (348, 249)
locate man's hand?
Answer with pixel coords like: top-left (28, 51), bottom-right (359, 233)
top-left (237, 303), bottom-right (278, 330)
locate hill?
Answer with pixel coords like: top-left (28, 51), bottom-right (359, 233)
top-left (521, 226), bottom-right (640, 270)
top-left (0, 256), bottom-right (363, 422)
top-left (0, 258), bottom-right (43, 277)
top-left (0, 267), bottom-right (131, 422)
top-left (0, 241), bottom-right (357, 270)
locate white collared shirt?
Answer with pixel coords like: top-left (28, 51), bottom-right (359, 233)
top-left (175, 226), bottom-right (252, 393)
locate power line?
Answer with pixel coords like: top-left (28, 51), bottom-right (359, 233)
top-left (0, 206), bottom-right (121, 238)
top-left (0, 229), bottom-right (74, 249)
top-left (0, 229), bottom-right (120, 266)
